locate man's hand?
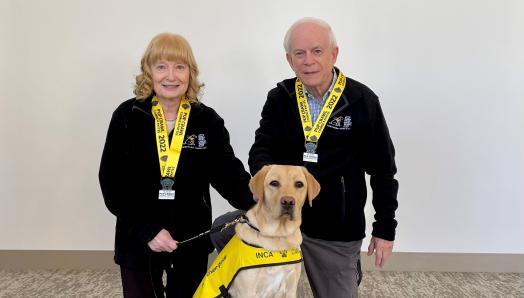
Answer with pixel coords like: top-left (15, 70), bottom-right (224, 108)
top-left (367, 236), bottom-right (394, 268)
top-left (148, 229), bottom-right (178, 252)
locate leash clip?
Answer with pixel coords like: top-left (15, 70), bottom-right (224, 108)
top-left (220, 217), bottom-right (242, 232)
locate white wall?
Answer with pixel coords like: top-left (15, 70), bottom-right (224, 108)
top-left (1, 0), bottom-right (523, 253)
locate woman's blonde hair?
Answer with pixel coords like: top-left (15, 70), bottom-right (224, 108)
top-left (134, 33), bottom-right (203, 102)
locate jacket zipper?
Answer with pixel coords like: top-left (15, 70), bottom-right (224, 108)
top-left (341, 176), bottom-right (347, 216)
top-left (202, 195), bottom-right (211, 213)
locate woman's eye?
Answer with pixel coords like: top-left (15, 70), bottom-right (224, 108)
top-left (175, 64), bottom-right (187, 70)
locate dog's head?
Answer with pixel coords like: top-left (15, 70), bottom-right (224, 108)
top-left (249, 165), bottom-right (320, 226)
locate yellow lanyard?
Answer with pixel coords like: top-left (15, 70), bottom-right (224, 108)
top-left (151, 96), bottom-right (191, 179)
top-left (295, 71), bottom-right (346, 144)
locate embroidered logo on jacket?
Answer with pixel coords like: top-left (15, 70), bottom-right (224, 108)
top-left (183, 134), bottom-right (207, 149)
top-left (327, 116), bottom-right (352, 130)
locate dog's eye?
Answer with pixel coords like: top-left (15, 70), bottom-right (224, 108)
top-left (269, 180), bottom-right (280, 187)
top-left (295, 181), bottom-right (304, 188)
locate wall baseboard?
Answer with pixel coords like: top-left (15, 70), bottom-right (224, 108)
top-left (0, 250), bottom-right (118, 270)
top-left (359, 252), bottom-right (524, 273)
top-left (1, 250), bottom-right (523, 273)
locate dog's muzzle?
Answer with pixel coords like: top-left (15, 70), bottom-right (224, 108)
top-left (280, 196), bottom-right (295, 218)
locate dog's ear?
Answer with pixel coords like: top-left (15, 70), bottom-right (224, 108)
top-left (249, 165), bottom-right (271, 202)
top-left (302, 167), bottom-right (321, 207)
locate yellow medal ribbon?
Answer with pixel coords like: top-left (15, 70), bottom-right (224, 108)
top-left (151, 96), bottom-right (191, 179)
top-left (295, 71), bottom-right (346, 144)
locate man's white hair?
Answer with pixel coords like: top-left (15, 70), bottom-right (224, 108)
top-left (283, 17), bottom-right (338, 53)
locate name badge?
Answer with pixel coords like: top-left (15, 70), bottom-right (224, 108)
top-left (303, 152), bottom-right (318, 163)
top-left (303, 142), bottom-right (318, 163)
top-left (159, 178), bottom-right (175, 200)
top-left (159, 189), bottom-right (175, 200)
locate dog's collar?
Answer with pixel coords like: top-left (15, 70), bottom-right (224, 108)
top-left (239, 214), bottom-right (260, 232)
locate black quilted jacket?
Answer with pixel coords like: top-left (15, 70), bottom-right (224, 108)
top-left (249, 69), bottom-right (399, 242)
top-left (99, 97), bottom-right (254, 268)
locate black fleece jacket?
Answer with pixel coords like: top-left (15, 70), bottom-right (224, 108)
top-left (99, 97), bottom-right (254, 268)
top-left (249, 70), bottom-right (399, 242)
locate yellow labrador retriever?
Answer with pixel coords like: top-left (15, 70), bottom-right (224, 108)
top-left (194, 165), bottom-right (320, 298)
top-left (230, 165), bottom-right (320, 298)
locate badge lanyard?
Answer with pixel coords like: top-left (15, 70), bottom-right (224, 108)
top-left (151, 96), bottom-right (191, 200)
top-left (295, 71), bottom-right (346, 163)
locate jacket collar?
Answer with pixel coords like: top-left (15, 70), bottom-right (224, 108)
top-left (278, 67), bottom-right (361, 117)
top-left (131, 96), bottom-right (203, 118)
top-left (131, 96), bottom-right (154, 118)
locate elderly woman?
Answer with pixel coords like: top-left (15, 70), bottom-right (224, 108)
top-left (99, 33), bottom-right (254, 298)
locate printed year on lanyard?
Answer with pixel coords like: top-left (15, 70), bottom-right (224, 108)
top-left (151, 96), bottom-right (191, 200)
top-left (295, 71), bottom-right (346, 163)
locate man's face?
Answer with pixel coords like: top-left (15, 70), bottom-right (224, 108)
top-left (286, 22), bottom-right (339, 94)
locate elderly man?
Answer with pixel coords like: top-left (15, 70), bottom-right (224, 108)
top-left (211, 17), bottom-right (398, 297)
top-left (247, 17), bottom-right (399, 297)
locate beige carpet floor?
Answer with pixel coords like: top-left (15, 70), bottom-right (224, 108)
top-left (0, 269), bottom-right (523, 297)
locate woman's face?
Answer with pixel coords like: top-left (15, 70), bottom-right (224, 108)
top-left (151, 60), bottom-right (190, 102)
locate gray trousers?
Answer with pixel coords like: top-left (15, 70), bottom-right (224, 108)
top-left (302, 233), bottom-right (362, 298)
top-left (210, 211), bottom-right (363, 298)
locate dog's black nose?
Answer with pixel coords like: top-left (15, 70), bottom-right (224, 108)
top-left (281, 196), bottom-right (295, 206)
top-left (281, 196), bottom-right (295, 217)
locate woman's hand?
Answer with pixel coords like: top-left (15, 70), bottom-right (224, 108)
top-left (148, 229), bottom-right (179, 252)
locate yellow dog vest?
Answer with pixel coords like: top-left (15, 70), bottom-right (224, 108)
top-left (193, 234), bottom-right (302, 298)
